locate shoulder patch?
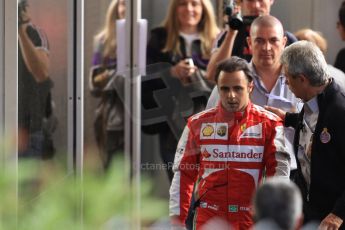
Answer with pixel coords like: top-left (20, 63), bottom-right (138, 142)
top-left (189, 107), bottom-right (217, 123)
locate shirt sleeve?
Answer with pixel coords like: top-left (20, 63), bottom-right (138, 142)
top-left (264, 120), bottom-right (290, 180)
top-left (169, 124), bottom-right (200, 226)
top-left (27, 24), bottom-right (49, 52)
top-left (205, 86), bottom-right (219, 110)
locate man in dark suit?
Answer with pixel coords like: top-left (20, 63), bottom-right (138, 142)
top-left (266, 40), bottom-right (345, 230)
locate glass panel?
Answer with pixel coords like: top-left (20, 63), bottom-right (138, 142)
top-left (140, 0), bottom-right (220, 228)
top-left (2, 0), bottom-right (18, 227)
top-left (0, 0), bottom-right (3, 134)
top-left (17, 0), bottom-right (73, 227)
top-left (83, 0), bottom-right (131, 228)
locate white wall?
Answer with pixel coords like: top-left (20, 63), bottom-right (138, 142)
top-left (271, 0), bottom-right (344, 64)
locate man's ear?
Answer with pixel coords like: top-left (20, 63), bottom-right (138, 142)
top-left (282, 36), bottom-right (287, 47)
top-left (246, 36), bottom-right (252, 49)
top-left (299, 74), bottom-right (307, 83)
top-left (248, 82), bottom-right (254, 93)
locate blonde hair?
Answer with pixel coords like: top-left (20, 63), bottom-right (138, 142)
top-left (95, 0), bottom-right (123, 61)
top-left (162, 0), bottom-right (219, 58)
top-left (294, 28), bottom-right (327, 54)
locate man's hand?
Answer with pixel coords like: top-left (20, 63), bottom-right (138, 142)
top-left (18, 10), bottom-right (50, 83)
top-left (264, 106), bottom-right (287, 120)
top-left (319, 213), bottom-right (343, 230)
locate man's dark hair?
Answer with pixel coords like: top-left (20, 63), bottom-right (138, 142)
top-left (18, 0), bottom-right (28, 7)
top-left (339, 1), bottom-right (345, 27)
top-left (215, 56), bottom-right (254, 83)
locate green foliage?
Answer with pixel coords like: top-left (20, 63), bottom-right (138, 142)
top-left (0, 156), bottom-right (168, 230)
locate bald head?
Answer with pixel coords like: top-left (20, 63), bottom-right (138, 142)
top-left (247, 15), bottom-right (287, 69)
top-left (250, 15), bottom-right (285, 37)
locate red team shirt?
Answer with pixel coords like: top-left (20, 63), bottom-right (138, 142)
top-left (170, 102), bottom-right (290, 229)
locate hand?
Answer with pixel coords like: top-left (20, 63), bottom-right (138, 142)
top-left (93, 70), bottom-right (110, 88)
top-left (18, 11), bottom-right (30, 35)
top-left (319, 213), bottom-right (343, 230)
top-left (171, 60), bottom-right (197, 84)
top-left (264, 106), bottom-right (287, 120)
top-left (18, 8), bottom-right (30, 27)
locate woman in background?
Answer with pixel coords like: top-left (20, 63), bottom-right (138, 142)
top-left (145, 0), bottom-right (220, 181)
top-left (89, 0), bottom-right (126, 170)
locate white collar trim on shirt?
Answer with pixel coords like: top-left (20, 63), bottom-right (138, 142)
top-left (305, 96), bottom-right (319, 114)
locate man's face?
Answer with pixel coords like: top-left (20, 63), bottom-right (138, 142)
top-left (240, 0), bottom-right (274, 17)
top-left (218, 70), bottom-right (253, 112)
top-left (248, 25), bottom-right (287, 68)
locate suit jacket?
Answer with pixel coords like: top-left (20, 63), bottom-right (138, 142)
top-left (285, 79), bottom-right (345, 227)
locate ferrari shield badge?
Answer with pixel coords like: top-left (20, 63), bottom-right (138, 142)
top-left (320, 128), bottom-right (331, 144)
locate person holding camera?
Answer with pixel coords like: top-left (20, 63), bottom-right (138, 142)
top-left (18, 0), bottom-right (54, 158)
top-left (206, 0), bottom-right (297, 82)
top-left (145, 0), bottom-right (219, 181)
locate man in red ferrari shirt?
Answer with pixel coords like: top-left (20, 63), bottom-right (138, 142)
top-left (169, 56), bottom-right (290, 229)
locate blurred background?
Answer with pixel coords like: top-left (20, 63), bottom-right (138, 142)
top-left (1, 0), bottom-right (344, 229)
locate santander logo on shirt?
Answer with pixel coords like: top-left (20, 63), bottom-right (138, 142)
top-left (201, 145), bottom-right (264, 163)
top-left (212, 148), bottom-right (263, 160)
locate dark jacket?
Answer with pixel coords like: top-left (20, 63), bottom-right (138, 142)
top-left (335, 48), bottom-right (345, 74)
top-left (147, 27), bottom-right (209, 69)
top-left (285, 80), bottom-right (345, 227)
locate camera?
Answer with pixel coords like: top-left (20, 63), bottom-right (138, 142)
top-left (18, 0), bottom-right (29, 26)
top-left (225, 1), bottom-right (257, 30)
